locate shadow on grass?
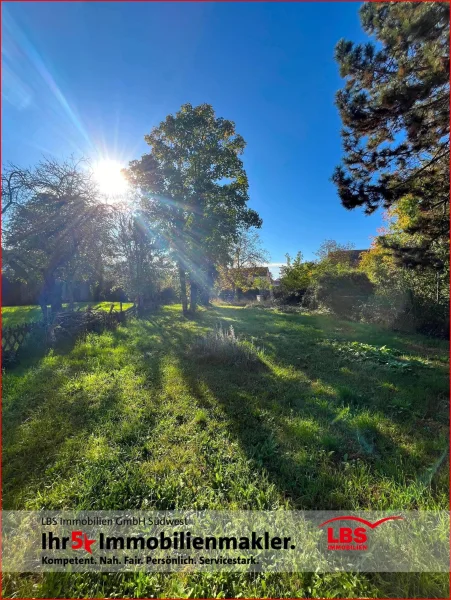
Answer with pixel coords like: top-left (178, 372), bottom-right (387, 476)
top-left (170, 307), bottom-right (449, 509)
top-left (177, 357), bottom-right (435, 509)
top-left (2, 366), bottom-right (124, 508)
top-left (3, 321), bottom-right (167, 509)
top-left (3, 306), bottom-right (448, 512)
top-left (2, 305), bottom-right (449, 598)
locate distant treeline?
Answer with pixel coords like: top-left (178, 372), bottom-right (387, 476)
top-left (2, 276), bottom-right (127, 306)
top-left (1, 275), bottom-right (181, 308)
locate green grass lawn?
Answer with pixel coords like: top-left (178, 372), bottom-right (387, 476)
top-left (2, 305), bottom-right (449, 598)
top-left (2, 302), bottom-right (134, 327)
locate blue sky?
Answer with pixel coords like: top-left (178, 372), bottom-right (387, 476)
top-left (2, 1), bottom-right (382, 274)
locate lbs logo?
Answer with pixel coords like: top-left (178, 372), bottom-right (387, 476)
top-left (319, 516), bottom-right (403, 551)
top-left (42, 531), bottom-right (97, 554)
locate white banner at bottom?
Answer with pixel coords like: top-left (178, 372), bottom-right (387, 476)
top-left (1, 511), bottom-right (449, 572)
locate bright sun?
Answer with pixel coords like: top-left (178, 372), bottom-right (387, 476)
top-left (93, 159), bottom-right (129, 197)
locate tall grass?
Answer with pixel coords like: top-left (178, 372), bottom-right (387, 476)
top-left (191, 322), bottom-right (265, 367)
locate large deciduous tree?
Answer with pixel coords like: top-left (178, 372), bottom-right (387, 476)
top-left (124, 103), bottom-right (262, 314)
top-left (332, 1), bottom-right (449, 269)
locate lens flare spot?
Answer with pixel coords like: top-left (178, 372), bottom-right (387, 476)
top-left (93, 159), bottom-right (128, 197)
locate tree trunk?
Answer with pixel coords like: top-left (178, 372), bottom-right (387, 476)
top-left (179, 263), bottom-right (188, 315)
top-left (67, 279), bottom-right (75, 311)
top-left (50, 281), bottom-right (63, 315)
top-left (39, 301), bottom-right (48, 323)
top-left (136, 294), bottom-right (144, 316)
top-left (200, 265), bottom-right (215, 306)
top-left (200, 288), bottom-right (210, 306)
top-left (190, 279), bottom-right (198, 313)
top-left (42, 274), bottom-right (62, 318)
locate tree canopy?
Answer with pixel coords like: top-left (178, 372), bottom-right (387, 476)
top-left (3, 157), bottom-right (111, 317)
top-left (125, 103), bottom-right (262, 313)
top-left (332, 1), bottom-right (449, 268)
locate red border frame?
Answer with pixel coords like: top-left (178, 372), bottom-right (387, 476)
top-left (0, 1), bottom-right (449, 599)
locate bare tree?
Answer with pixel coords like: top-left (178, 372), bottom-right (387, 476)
top-left (110, 199), bottom-right (168, 313)
top-left (1, 164), bottom-right (29, 216)
top-left (217, 229), bottom-right (270, 298)
top-left (3, 156), bottom-right (111, 319)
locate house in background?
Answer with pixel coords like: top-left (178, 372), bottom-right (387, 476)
top-left (237, 266), bottom-right (272, 289)
top-left (328, 249), bottom-right (368, 267)
top-left (219, 266), bottom-right (273, 301)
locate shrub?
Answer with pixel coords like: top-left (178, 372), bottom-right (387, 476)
top-left (326, 339), bottom-right (425, 371)
top-left (411, 298), bottom-right (449, 338)
top-left (159, 287), bottom-right (179, 305)
top-left (314, 271), bottom-right (374, 318)
top-left (360, 292), bottom-right (449, 338)
top-left (273, 285), bottom-right (308, 305)
top-left (272, 304), bottom-right (304, 314)
top-left (191, 324), bottom-right (264, 367)
top-left (360, 293), bottom-right (410, 330)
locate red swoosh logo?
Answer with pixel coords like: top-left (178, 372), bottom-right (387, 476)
top-left (318, 516), bottom-right (403, 529)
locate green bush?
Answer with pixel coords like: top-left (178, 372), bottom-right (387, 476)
top-left (360, 293), bottom-right (411, 330)
top-left (411, 297), bottom-right (449, 338)
top-left (273, 285), bottom-right (309, 305)
top-left (315, 271), bottom-right (374, 318)
top-left (360, 292), bottom-right (449, 338)
top-left (158, 287), bottom-right (179, 305)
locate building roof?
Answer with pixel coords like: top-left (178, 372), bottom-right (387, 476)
top-left (329, 249), bottom-right (367, 266)
top-left (230, 266), bottom-right (271, 278)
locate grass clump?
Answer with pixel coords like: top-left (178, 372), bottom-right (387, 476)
top-left (191, 322), bottom-right (264, 368)
top-left (194, 408), bottom-right (208, 427)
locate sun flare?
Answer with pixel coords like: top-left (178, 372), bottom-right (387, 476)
top-left (93, 159), bottom-right (129, 197)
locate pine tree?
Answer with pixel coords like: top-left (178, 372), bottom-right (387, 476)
top-left (332, 2), bottom-right (449, 268)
